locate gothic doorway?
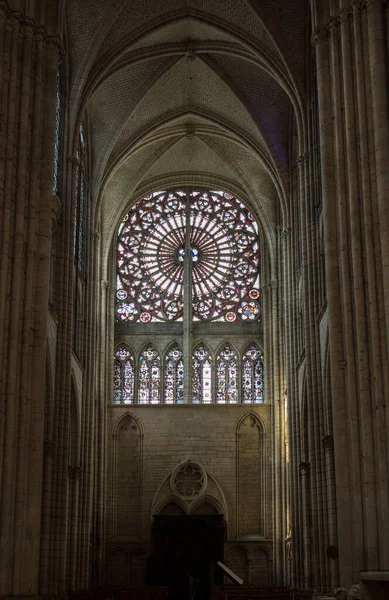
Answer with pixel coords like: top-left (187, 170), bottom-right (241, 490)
top-left (150, 514), bottom-right (225, 600)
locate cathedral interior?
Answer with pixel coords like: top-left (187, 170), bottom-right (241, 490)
top-left (0, 1), bottom-right (389, 599)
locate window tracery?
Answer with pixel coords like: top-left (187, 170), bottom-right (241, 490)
top-left (112, 342), bottom-right (264, 404)
top-left (116, 190), bottom-right (261, 323)
top-left (192, 345), bottom-right (212, 404)
top-left (114, 189), bottom-right (264, 406)
top-left (216, 344), bottom-right (238, 404)
top-left (53, 71), bottom-right (61, 195)
top-left (113, 345), bottom-right (135, 404)
top-left (75, 125), bottom-right (86, 273)
top-left (138, 345), bottom-right (161, 404)
top-left (242, 345), bottom-right (264, 403)
top-left (164, 345), bottom-right (184, 404)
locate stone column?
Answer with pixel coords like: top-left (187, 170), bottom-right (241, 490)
top-left (0, 3), bottom-right (61, 597)
top-left (313, 0), bottom-right (389, 587)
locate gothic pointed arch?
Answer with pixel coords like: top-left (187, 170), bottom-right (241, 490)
top-left (236, 412), bottom-right (266, 537)
top-left (192, 342), bottom-right (213, 404)
top-left (112, 413), bottom-right (143, 539)
top-left (215, 342), bottom-right (239, 404)
top-left (164, 342), bottom-right (184, 404)
top-left (138, 343), bottom-right (162, 404)
top-left (241, 342), bottom-right (264, 403)
top-left (227, 546), bottom-right (249, 584)
top-left (113, 343), bottom-right (135, 404)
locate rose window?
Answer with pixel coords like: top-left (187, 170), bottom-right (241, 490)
top-left (171, 461), bottom-right (207, 499)
top-left (116, 190), bottom-right (261, 322)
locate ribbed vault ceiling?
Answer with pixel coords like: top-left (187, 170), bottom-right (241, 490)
top-left (65, 0), bottom-right (307, 254)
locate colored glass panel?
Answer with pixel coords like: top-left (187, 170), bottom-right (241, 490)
top-left (116, 190), bottom-right (261, 322)
top-left (164, 345), bottom-right (184, 404)
top-left (53, 71), bottom-right (61, 195)
top-left (138, 345), bottom-right (161, 404)
top-left (242, 345), bottom-right (264, 403)
top-left (113, 345), bottom-right (134, 404)
top-left (216, 344), bottom-right (238, 403)
top-left (193, 345), bottom-right (212, 403)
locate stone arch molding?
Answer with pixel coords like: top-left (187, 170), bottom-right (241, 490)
top-left (151, 459), bottom-right (228, 521)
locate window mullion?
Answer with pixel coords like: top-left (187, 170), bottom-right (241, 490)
top-left (183, 192), bottom-right (192, 404)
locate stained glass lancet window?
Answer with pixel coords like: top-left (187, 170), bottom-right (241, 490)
top-left (164, 345), bottom-right (184, 404)
top-left (74, 125), bottom-right (86, 272)
top-left (193, 345), bottom-right (212, 404)
top-left (216, 344), bottom-right (238, 404)
top-left (53, 71), bottom-right (61, 195)
top-left (138, 345), bottom-right (161, 404)
top-left (113, 345), bottom-right (135, 404)
top-left (116, 190), bottom-right (260, 322)
top-left (242, 345), bottom-right (264, 403)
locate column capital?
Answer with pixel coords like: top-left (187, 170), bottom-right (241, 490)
top-left (101, 279), bottom-right (111, 291)
top-left (299, 461), bottom-right (310, 475)
top-left (351, 1), bottom-right (365, 14)
top-left (282, 227), bottom-right (292, 238)
top-left (328, 16), bottom-right (341, 33)
top-left (340, 7), bottom-right (353, 23)
top-left (311, 25), bottom-right (328, 46)
top-left (68, 154), bottom-right (80, 166)
top-left (296, 152), bottom-right (309, 166)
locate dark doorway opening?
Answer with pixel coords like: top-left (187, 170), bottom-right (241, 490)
top-left (150, 514), bottom-right (225, 600)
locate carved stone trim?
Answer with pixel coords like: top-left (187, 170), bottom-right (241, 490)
top-left (311, 25), bottom-right (328, 46)
top-left (282, 227), bottom-right (292, 238)
top-left (170, 460), bottom-right (207, 501)
top-left (296, 152), bottom-right (309, 166)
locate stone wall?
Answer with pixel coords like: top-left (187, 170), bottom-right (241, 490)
top-left (106, 405), bottom-right (272, 586)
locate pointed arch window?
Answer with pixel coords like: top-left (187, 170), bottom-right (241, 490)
top-left (53, 71), bottom-right (61, 195)
top-left (138, 345), bottom-right (161, 404)
top-left (216, 344), bottom-right (238, 404)
top-left (74, 125), bottom-right (86, 272)
top-left (193, 345), bottom-right (212, 404)
top-left (242, 345), bottom-right (264, 403)
top-left (113, 345), bottom-right (135, 404)
top-left (165, 345), bottom-right (184, 404)
top-left (114, 188), bottom-right (264, 406)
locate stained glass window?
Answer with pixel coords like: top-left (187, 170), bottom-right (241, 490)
top-left (216, 344), bottom-right (238, 404)
top-left (193, 345), bottom-right (212, 404)
top-left (242, 345), bottom-right (264, 403)
top-left (75, 126), bottom-right (86, 272)
top-left (164, 345), bottom-right (184, 404)
top-left (116, 190), bottom-right (261, 322)
top-left (53, 71), bottom-right (61, 195)
top-left (138, 345), bottom-right (161, 404)
top-left (113, 345), bottom-right (135, 404)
